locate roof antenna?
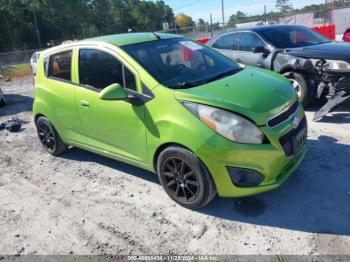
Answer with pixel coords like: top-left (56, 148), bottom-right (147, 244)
top-left (152, 32), bottom-right (161, 40)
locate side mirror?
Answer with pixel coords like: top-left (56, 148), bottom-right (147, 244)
top-left (252, 46), bottom-right (270, 55)
top-left (99, 83), bottom-right (127, 100)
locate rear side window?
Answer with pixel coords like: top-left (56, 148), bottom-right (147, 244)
top-left (212, 33), bottom-right (238, 50)
top-left (79, 49), bottom-right (136, 91)
top-left (48, 51), bottom-right (72, 81)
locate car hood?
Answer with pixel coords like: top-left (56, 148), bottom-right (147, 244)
top-left (175, 67), bottom-right (297, 126)
top-left (286, 42), bottom-right (350, 62)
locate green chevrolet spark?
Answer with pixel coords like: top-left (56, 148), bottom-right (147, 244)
top-left (33, 33), bottom-right (307, 209)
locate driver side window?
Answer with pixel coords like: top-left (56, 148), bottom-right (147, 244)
top-left (238, 32), bottom-right (265, 52)
top-left (213, 33), bottom-right (238, 50)
top-left (79, 49), bottom-right (136, 91)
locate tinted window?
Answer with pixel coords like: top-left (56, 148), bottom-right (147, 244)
top-left (48, 51), bottom-right (72, 81)
top-left (238, 32), bottom-right (266, 52)
top-left (79, 49), bottom-right (123, 90)
top-left (256, 26), bottom-right (330, 48)
top-left (122, 38), bottom-right (241, 89)
top-left (123, 66), bottom-right (137, 91)
top-left (79, 49), bottom-right (137, 91)
top-left (213, 33), bottom-right (238, 50)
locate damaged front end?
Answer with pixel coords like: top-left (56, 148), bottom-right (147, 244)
top-left (271, 50), bottom-right (350, 121)
top-left (310, 59), bottom-right (350, 121)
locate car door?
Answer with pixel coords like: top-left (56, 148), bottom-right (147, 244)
top-left (73, 47), bottom-right (147, 163)
top-left (236, 32), bottom-right (272, 69)
top-left (211, 33), bottom-right (240, 62)
top-left (43, 49), bottom-right (86, 145)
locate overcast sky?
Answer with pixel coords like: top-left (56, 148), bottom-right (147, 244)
top-left (157, 0), bottom-right (326, 22)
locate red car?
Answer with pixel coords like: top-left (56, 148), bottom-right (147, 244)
top-left (344, 27), bottom-right (350, 42)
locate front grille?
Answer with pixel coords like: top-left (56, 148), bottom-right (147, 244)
top-left (267, 100), bottom-right (300, 127)
top-left (279, 117), bottom-right (307, 156)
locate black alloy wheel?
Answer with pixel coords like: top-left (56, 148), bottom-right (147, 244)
top-left (161, 157), bottom-right (200, 202)
top-left (36, 117), bottom-right (68, 156)
top-left (157, 146), bottom-right (216, 209)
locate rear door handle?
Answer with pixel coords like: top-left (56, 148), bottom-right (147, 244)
top-left (235, 58), bottom-right (242, 63)
top-left (80, 100), bottom-right (90, 107)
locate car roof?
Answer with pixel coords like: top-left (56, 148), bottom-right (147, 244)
top-left (250, 24), bottom-right (306, 32)
top-left (214, 24), bottom-right (306, 36)
top-left (40, 32), bottom-right (183, 56)
top-left (85, 32), bottom-right (182, 47)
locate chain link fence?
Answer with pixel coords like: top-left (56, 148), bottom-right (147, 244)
top-left (162, 6), bottom-right (350, 41)
top-left (1, 5), bottom-right (350, 68)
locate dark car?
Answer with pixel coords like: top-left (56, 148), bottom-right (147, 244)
top-left (344, 26), bottom-right (350, 42)
top-left (207, 25), bottom-right (350, 120)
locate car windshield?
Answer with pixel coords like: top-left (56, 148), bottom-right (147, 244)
top-left (122, 38), bottom-right (242, 89)
top-left (257, 26), bottom-right (331, 48)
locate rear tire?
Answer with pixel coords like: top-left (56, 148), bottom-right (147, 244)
top-left (284, 72), bottom-right (312, 107)
top-left (35, 116), bottom-right (68, 156)
top-left (157, 146), bottom-right (216, 209)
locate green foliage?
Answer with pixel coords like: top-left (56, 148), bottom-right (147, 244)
top-left (175, 13), bottom-right (194, 28)
top-left (0, 0), bottom-right (174, 51)
top-left (227, 11), bottom-right (247, 27)
top-left (276, 0), bottom-right (293, 13)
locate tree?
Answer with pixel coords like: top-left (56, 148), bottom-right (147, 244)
top-left (276, 0), bottom-right (293, 13)
top-left (235, 11), bottom-right (247, 21)
top-left (227, 11), bottom-right (246, 28)
top-left (197, 18), bottom-right (206, 26)
top-left (175, 13), bottom-right (194, 28)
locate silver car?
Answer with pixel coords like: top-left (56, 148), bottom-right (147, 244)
top-left (30, 51), bottom-right (41, 75)
top-left (207, 25), bottom-right (350, 120)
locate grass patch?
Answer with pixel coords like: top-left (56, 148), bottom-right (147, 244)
top-left (1, 63), bottom-right (31, 79)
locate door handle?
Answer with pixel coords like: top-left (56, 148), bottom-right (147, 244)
top-left (235, 58), bottom-right (242, 63)
top-left (80, 100), bottom-right (90, 107)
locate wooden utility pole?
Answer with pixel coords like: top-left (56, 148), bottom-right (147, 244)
top-left (221, 0), bottom-right (225, 29)
top-left (33, 9), bottom-right (41, 48)
top-left (210, 13), bottom-right (213, 38)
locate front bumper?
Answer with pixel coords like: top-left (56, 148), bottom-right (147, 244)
top-left (196, 108), bottom-right (307, 197)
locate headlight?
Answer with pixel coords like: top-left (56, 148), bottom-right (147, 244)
top-left (325, 60), bottom-right (350, 72)
top-left (311, 59), bottom-right (350, 72)
top-left (182, 102), bottom-right (264, 144)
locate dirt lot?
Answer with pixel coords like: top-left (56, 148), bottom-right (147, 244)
top-left (0, 77), bottom-right (350, 256)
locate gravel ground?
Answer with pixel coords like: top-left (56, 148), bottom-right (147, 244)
top-left (0, 78), bottom-right (350, 256)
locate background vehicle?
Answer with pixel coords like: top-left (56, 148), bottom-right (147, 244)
top-left (33, 33), bottom-right (306, 209)
top-left (30, 51), bottom-right (41, 75)
top-left (343, 26), bottom-right (350, 42)
top-left (0, 88), bottom-right (6, 106)
top-left (207, 25), bottom-right (350, 120)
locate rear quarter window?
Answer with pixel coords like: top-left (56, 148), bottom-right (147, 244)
top-left (48, 51), bottom-right (72, 81)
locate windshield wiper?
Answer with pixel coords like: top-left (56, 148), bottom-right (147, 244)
top-left (170, 81), bottom-right (199, 89)
top-left (169, 68), bottom-right (240, 89)
top-left (201, 68), bottom-right (240, 85)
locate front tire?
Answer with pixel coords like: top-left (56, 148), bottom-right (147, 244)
top-left (35, 116), bottom-right (68, 156)
top-left (157, 146), bottom-right (216, 209)
top-left (284, 72), bottom-right (312, 107)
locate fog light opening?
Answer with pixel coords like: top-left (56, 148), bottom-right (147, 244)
top-left (226, 167), bottom-right (265, 187)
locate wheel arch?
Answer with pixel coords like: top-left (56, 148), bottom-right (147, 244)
top-left (153, 142), bottom-right (193, 172)
top-left (152, 142), bottom-right (214, 183)
top-left (34, 113), bottom-right (46, 124)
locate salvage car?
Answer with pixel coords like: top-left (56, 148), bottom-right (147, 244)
top-left (207, 25), bottom-right (350, 120)
top-left (33, 33), bottom-right (307, 209)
